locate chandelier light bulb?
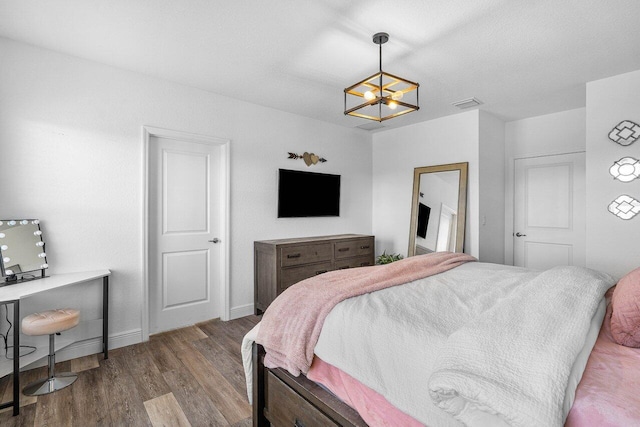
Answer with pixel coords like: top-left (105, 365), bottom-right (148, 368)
top-left (3, 257), bottom-right (9, 263)
top-left (36, 241), bottom-right (45, 247)
top-left (8, 220), bottom-right (16, 226)
top-left (391, 91), bottom-right (403, 101)
top-left (388, 101), bottom-right (398, 110)
top-left (364, 91), bottom-right (376, 100)
top-left (1, 245), bottom-right (7, 251)
top-left (5, 269), bottom-right (13, 275)
top-left (0, 233), bottom-right (4, 239)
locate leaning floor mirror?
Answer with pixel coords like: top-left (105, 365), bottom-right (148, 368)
top-left (408, 162), bottom-right (468, 256)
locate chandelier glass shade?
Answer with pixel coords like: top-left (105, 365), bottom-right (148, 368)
top-left (344, 32), bottom-right (419, 122)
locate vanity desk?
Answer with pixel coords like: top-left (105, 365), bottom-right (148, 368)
top-left (0, 269), bottom-right (110, 416)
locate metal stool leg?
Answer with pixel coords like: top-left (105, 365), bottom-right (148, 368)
top-left (48, 334), bottom-right (55, 380)
top-left (23, 334), bottom-right (78, 396)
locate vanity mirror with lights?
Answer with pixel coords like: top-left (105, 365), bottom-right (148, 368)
top-left (0, 219), bottom-right (48, 283)
top-left (408, 162), bottom-right (468, 256)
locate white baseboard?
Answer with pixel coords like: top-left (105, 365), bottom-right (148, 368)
top-left (229, 303), bottom-right (254, 320)
top-left (23, 328), bottom-right (143, 370)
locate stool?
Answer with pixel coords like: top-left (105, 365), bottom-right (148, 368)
top-left (21, 308), bottom-right (80, 396)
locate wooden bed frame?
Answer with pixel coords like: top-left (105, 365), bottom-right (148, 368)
top-left (253, 343), bottom-right (367, 427)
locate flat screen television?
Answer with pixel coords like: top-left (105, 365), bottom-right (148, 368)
top-left (417, 203), bottom-right (431, 238)
top-left (278, 169), bottom-right (340, 217)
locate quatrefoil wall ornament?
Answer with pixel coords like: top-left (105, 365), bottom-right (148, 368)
top-left (608, 195), bottom-right (640, 220)
top-left (610, 157), bottom-right (640, 182)
top-left (609, 120), bottom-right (640, 146)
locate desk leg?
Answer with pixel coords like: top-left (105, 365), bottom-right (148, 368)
top-left (13, 300), bottom-right (19, 416)
top-left (103, 277), bottom-right (109, 359)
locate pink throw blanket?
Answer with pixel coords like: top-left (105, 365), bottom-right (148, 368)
top-left (256, 252), bottom-right (476, 375)
top-left (565, 288), bottom-right (640, 426)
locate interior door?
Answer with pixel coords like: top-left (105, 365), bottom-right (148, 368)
top-left (514, 152), bottom-right (585, 269)
top-left (435, 204), bottom-right (457, 252)
top-left (148, 135), bottom-right (222, 334)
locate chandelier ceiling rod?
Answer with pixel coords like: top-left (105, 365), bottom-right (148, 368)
top-left (376, 33), bottom-right (386, 120)
top-left (374, 32), bottom-right (388, 72)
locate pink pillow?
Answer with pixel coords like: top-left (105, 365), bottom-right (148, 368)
top-left (611, 267), bottom-right (640, 347)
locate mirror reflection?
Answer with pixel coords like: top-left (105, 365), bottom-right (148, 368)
top-left (408, 163), bottom-right (468, 256)
top-left (0, 219), bottom-right (48, 278)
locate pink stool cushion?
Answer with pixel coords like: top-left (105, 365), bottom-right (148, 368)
top-left (21, 308), bottom-right (80, 336)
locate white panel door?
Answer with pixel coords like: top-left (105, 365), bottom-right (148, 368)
top-left (149, 136), bottom-right (222, 334)
top-left (514, 152), bottom-right (585, 270)
top-left (436, 204), bottom-right (457, 252)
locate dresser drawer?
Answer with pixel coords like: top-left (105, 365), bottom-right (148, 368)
top-left (280, 261), bottom-right (333, 291)
top-left (267, 371), bottom-right (338, 427)
top-left (334, 255), bottom-right (374, 270)
top-left (334, 238), bottom-right (374, 259)
top-left (281, 243), bottom-right (332, 267)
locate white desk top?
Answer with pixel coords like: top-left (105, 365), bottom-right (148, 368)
top-left (0, 269), bottom-right (111, 302)
top-left (0, 269), bottom-right (110, 378)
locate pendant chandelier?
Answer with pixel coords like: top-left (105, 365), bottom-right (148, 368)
top-left (344, 32), bottom-right (419, 122)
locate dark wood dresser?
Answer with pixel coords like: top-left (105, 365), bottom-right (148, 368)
top-left (254, 234), bottom-right (375, 314)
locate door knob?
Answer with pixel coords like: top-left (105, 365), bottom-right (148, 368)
top-left (514, 232), bottom-right (527, 237)
top-left (208, 238), bottom-right (220, 243)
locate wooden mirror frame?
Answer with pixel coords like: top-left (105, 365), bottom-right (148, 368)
top-left (408, 162), bottom-right (468, 256)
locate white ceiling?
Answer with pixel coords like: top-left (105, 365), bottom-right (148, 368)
top-left (1, 0), bottom-right (639, 132)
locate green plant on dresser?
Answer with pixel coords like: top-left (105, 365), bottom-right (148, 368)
top-left (376, 251), bottom-right (404, 265)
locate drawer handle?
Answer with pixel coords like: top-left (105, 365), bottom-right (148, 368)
top-left (360, 262), bottom-right (370, 266)
top-left (338, 248), bottom-right (350, 252)
top-left (287, 253), bottom-right (301, 259)
top-left (294, 419), bottom-right (305, 427)
top-left (360, 245), bottom-right (370, 249)
top-left (339, 266), bottom-right (350, 270)
top-left (315, 270), bottom-right (328, 275)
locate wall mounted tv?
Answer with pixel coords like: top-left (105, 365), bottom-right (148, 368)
top-left (278, 169), bottom-right (341, 218)
top-left (417, 203), bottom-right (431, 238)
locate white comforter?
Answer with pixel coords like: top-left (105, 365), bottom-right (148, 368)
top-left (314, 262), bottom-right (612, 427)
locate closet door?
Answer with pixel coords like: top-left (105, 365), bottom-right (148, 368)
top-left (513, 152), bottom-right (586, 269)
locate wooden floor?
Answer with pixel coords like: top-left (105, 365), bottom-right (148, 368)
top-left (0, 315), bottom-right (261, 426)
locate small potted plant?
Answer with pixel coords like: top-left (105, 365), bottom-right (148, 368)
top-left (376, 251), bottom-right (404, 265)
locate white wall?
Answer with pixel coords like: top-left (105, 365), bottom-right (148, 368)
top-left (478, 111), bottom-right (506, 263)
top-left (586, 70), bottom-right (640, 280)
top-left (372, 111), bottom-right (480, 258)
top-left (0, 38), bottom-right (372, 354)
top-left (503, 108), bottom-right (586, 264)
top-left (505, 108), bottom-right (586, 159)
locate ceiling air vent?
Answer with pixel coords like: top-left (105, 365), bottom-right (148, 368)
top-left (357, 122), bottom-right (386, 131)
top-left (452, 97), bottom-right (483, 109)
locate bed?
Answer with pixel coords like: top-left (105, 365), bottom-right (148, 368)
top-left (243, 252), bottom-right (639, 426)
